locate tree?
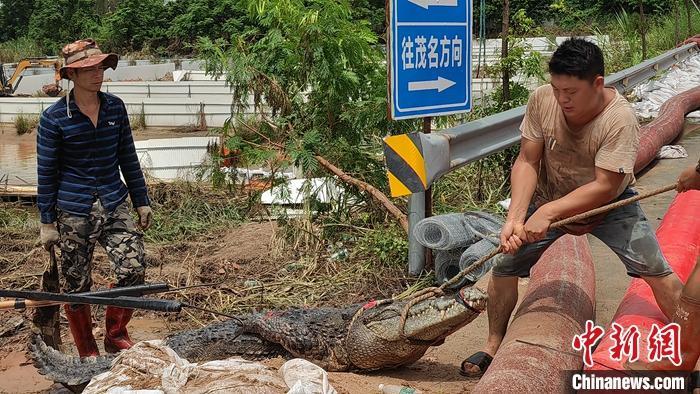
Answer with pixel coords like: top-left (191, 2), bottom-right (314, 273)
top-left (28, 0), bottom-right (100, 54)
top-left (165, 0), bottom-right (249, 54)
top-left (0, 0), bottom-right (36, 41)
top-left (197, 0), bottom-right (408, 230)
top-left (97, 0), bottom-right (168, 53)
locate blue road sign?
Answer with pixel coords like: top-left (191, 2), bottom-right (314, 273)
top-left (389, 0), bottom-right (472, 120)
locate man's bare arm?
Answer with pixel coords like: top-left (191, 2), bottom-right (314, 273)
top-left (501, 137), bottom-right (542, 253)
top-left (542, 166), bottom-right (625, 219)
top-left (523, 166), bottom-right (626, 242)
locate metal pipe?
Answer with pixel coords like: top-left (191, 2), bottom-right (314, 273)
top-left (0, 289), bottom-right (182, 312)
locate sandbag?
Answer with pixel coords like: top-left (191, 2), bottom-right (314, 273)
top-left (83, 340), bottom-right (288, 394)
top-left (281, 358), bottom-right (337, 394)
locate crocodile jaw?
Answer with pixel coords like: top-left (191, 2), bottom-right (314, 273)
top-left (362, 287), bottom-right (487, 342)
top-left (402, 287), bottom-right (487, 341)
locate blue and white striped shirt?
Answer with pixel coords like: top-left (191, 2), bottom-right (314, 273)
top-left (37, 91), bottom-right (149, 224)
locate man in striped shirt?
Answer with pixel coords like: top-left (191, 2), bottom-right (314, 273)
top-left (37, 39), bottom-right (152, 357)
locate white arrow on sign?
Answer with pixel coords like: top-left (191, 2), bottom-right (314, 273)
top-left (408, 77), bottom-right (456, 92)
top-left (407, 0), bottom-right (458, 10)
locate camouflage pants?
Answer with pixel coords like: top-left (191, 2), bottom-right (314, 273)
top-left (57, 199), bottom-right (145, 293)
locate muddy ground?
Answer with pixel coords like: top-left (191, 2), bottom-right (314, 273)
top-left (1, 127), bottom-right (699, 394)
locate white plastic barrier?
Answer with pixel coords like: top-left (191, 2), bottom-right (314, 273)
top-left (105, 63), bottom-right (176, 82)
top-left (10, 64), bottom-right (177, 94)
top-left (136, 136), bottom-right (219, 180)
top-left (6, 75), bottom-right (69, 96)
top-left (0, 97), bottom-right (245, 127)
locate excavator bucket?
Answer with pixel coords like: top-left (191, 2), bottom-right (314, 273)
top-left (41, 84), bottom-right (62, 97)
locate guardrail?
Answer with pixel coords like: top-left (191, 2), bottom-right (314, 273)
top-left (389, 42), bottom-right (699, 275)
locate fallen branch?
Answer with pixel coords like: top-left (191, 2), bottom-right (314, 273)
top-left (314, 155), bottom-right (408, 232)
top-left (231, 117), bottom-right (408, 232)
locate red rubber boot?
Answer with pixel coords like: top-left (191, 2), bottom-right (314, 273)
top-left (103, 306), bottom-right (135, 353)
top-left (64, 304), bottom-right (99, 357)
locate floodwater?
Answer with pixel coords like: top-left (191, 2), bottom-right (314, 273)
top-left (0, 127), bottom-right (37, 186)
top-left (0, 127), bottom-right (214, 187)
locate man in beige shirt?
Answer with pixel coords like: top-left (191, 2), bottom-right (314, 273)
top-left (460, 38), bottom-right (683, 376)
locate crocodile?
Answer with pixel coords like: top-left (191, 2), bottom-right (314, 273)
top-left (29, 287), bottom-right (486, 386)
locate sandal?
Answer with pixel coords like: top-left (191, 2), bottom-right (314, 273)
top-left (689, 371), bottom-right (699, 393)
top-left (459, 351), bottom-right (493, 377)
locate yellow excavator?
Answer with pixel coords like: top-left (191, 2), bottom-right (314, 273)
top-left (0, 57), bottom-right (63, 97)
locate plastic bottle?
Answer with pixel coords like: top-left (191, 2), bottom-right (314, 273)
top-left (378, 384), bottom-right (423, 394)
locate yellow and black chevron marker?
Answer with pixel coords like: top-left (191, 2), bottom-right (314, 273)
top-left (383, 133), bottom-right (427, 197)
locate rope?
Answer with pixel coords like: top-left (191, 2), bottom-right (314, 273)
top-left (426, 183), bottom-right (677, 295)
top-left (388, 183), bottom-right (678, 338)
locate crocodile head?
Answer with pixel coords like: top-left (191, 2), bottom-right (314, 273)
top-left (345, 287), bottom-right (487, 370)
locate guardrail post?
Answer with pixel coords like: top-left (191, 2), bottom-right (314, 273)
top-left (407, 116), bottom-right (433, 276)
top-left (408, 192), bottom-right (426, 276)
top-left (422, 117), bottom-right (433, 271)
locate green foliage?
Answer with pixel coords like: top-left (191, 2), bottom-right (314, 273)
top-left (548, 0), bottom-right (603, 32)
top-left (28, 0), bottom-right (100, 55)
top-left (356, 225), bottom-right (408, 268)
top-left (129, 105), bottom-right (146, 131)
top-left (347, 0), bottom-right (386, 37)
top-left (475, 0), bottom-right (675, 36)
top-left (165, 0), bottom-right (248, 54)
top-left (596, 7), bottom-right (700, 74)
top-left (97, 0), bottom-right (168, 53)
top-left (144, 183), bottom-right (244, 243)
top-left (14, 112), bottom-right (39, 135)
top-left (432, 161), bottom-right (510, 215)
top-left (197, 0), bottom-right (390, 190)
top-left (0, 0), bottom-right (36, 42)
top-left (0, 203), bottom-right (36, 231)
top-left (0, 0), bottom-right (691, 59)
top-left (646, 6), bottom-right (700, 55)
top-left (0, 37), bottom-right (43, 63)
top-left (482, 83), bottom-right (532, 115)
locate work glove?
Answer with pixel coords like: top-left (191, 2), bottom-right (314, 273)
top-left (40, 222), bottom-right (60, 251)
top-left (136, 206), bottom-right (153, 230)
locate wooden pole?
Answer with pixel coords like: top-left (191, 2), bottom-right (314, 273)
top-left (685, 0), bottom-right (694, 37)
top-left (1, 299), bottom-right (59, 311)
top-left (639, 0), bottom-right (647, 60)
top-left (501, 0), bottom-right (510, 103)
top-left (675, 0), bottom-right (681, 45)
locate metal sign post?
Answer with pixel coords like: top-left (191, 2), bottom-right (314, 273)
top-left (388, 0), bottom-right (472, 275)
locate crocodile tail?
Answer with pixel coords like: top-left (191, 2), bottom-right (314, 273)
top-left (28, 334), bottom-right (115, 386)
